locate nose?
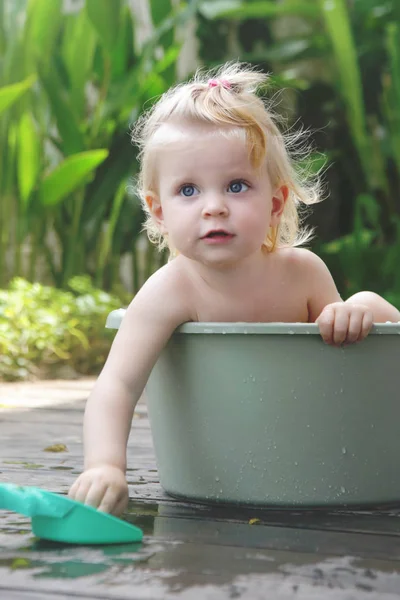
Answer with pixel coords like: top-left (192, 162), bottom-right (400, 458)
top-left (202, 193), bottom-right (229, 217)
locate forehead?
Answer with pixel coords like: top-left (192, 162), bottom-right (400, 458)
top-left (151, 122), bottom-right (253, 174)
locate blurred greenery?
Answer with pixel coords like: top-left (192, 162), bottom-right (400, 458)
top-left (197, 0), bottom-right (400, 303)
top-left (0, 0), bottom-right (183, 291)
top-left (0, 276), bottom-right (128, 380)
top-left (1, 0), bottom-right (400, 379)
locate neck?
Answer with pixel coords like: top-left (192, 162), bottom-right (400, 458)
top-left (180, 249), bottom-right (272, 292)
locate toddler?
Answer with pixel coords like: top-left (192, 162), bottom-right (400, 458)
top-left (69, 62), bottom-right (400, 515)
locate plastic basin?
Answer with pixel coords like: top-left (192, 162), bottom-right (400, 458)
top-left (107, 311), bottom-right (400, 507)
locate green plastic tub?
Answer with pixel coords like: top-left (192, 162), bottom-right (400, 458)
top-left (107, 310), bottom-right (400, 507)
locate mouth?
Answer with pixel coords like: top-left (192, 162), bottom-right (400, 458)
top-left (202, 230), bottom-right (234, 240)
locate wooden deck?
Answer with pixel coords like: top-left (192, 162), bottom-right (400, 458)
top-left (1, 379), bottom-right (400, 599)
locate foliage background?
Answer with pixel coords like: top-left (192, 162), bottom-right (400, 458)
top-left (1, 0), bottom-right (399, 379)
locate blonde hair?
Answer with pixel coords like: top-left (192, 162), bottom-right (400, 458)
top-left (132, 62), bottom-right (323, 252)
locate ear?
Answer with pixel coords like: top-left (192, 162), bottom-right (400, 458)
top-left (145, 192), bottom-right (166, 233)
top-left (270, 185), bottom-right (288, 226)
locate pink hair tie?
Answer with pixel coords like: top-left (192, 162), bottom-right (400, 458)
top-left (208, 78), bottom-right (231, 89)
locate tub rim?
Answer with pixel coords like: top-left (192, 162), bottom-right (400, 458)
top-left (106, 309), bottom-right (400, 335)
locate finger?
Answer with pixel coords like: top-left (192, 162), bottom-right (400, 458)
top-left (71, 479), bottom-right (92, 505)
top-left (359, 310), bottom-right (374, 341)
top-left (68, 479), bottom-right (80, 500)
top-left (97, 486), bottom-right (121, 514)
top-left (85, 482), bottom-right (107, 509)
top-left (346, 310), bottom-right (363, 344)
top-left (113, 492), bottom-right (129, 518)
top-left (332, 310), bottom-right (350, 346)
top-left (316, 307), bottom-right (335, 344)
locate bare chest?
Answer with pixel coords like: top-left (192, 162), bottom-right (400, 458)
top-left (194, 278), bottom-right (309, 323)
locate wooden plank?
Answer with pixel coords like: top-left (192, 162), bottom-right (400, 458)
top-left (2, 381), bottom-right (400, 598)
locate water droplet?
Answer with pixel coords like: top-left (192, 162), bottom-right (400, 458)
top-left (259, 397), bottom-right (263, 402)
top-left (215, 476), bottom-right (220, 482)
top-left (342, 447), bottom-right (347, 455)
top-left (340, 486), bottom-right (346, 494)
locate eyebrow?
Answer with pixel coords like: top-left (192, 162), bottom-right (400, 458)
top-left (170, 168), bottom-right (256, 182)
top-left (169, 172), bottom-right (253, 185)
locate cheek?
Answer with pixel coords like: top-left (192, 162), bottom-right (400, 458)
top-left (162, 203), bottom-right (196, 234)
top-left (238, 202), bottom-right (269, 229)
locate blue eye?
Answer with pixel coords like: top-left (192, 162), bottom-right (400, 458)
top-left (228, 180), bottom-right (249, 193)
top-left (179, 184), bottom-right (198, 197)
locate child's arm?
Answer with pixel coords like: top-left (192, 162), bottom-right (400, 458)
top-left (68, 265), bottom-right (193, 515)
top-left (344, 291), bottom-right (400, 322)
top-left (299, 250), bottom-right (373, 346)
top-left (303, 250), bottom-right (400, 344)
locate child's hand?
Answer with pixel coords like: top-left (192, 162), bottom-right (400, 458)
top-left (316, 301), bottom-right (373, 346)
top-left (68, 465), bottom-right (129, 517)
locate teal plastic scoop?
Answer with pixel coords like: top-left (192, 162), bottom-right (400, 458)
top-left (0, 484), bottom-right (143, 545)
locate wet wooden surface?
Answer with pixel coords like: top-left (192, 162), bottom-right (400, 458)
top-left (1, 380), bottom-right (400, 598)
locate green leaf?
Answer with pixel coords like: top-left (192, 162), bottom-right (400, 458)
top-left (198, 0), bottom-right (242, 19)
top-left (150, 0), bottom-right (172, 25)
top-left (199, 0), bottom-right (319, 20)
top-left (62, 10), bottom-right (97, 118)
top-left (318, 0), bottom-right (372, 187)
top-left (86, 0), bottom-right (121, 54)
top-left (17, 112), bottom-right (41, 207)
top-left (385, 22), bottom-right (400, 176)
top-left (82, 135), bottom-right (133, 225)
top-left (0, 76), bottom-right (36, 115)
top-left (354, 193), bottom-right (381, 231)
top-left (97, 178), bottom-right (127, 270)
top-left (109, 4), bottom-right (134, 79)
top-left (153, 44), bottom-right (181, 75)
top-left (386, 23), bottom-right (400, 116)
top-left (38, 62), bottom-right (85, 155)
top-left (298, 152), bottom-right (330, 176)
top-left (149, 0), bottom-right (173, 51)
top-left (268, 72), bottom-right (310, 90)
top-left (256, 38), bottom-right (316, 62)
top-left (25, 0), bottom-right (62, 61)
top-left (139, 3), bottom-right (191, 64)
top-left (38, 150), bottom-right (109, 207)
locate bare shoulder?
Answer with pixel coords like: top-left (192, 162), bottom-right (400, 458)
top-left (125, 258), bottom-right (195, 325)
top-left (275, 247), bottom-right (330, 279)
top-left (276, 247), bottom-right (341, 321)
top-left (99, 259), bottom-right (195, 391)
top-left (103, 259), bottom-right (195, 387)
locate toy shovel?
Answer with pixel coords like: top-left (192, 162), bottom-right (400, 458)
top-left (0, 483), bottom-right (143, 545)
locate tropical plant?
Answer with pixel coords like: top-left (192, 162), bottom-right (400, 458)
top-left (0, 0), bottom-right (193, 291)
top-left (316, 0), bottom-right (400, 303)
top-left (197, 0), bottom-right (400, 303)
top-left (0, 276), bottom-right (126, 381)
